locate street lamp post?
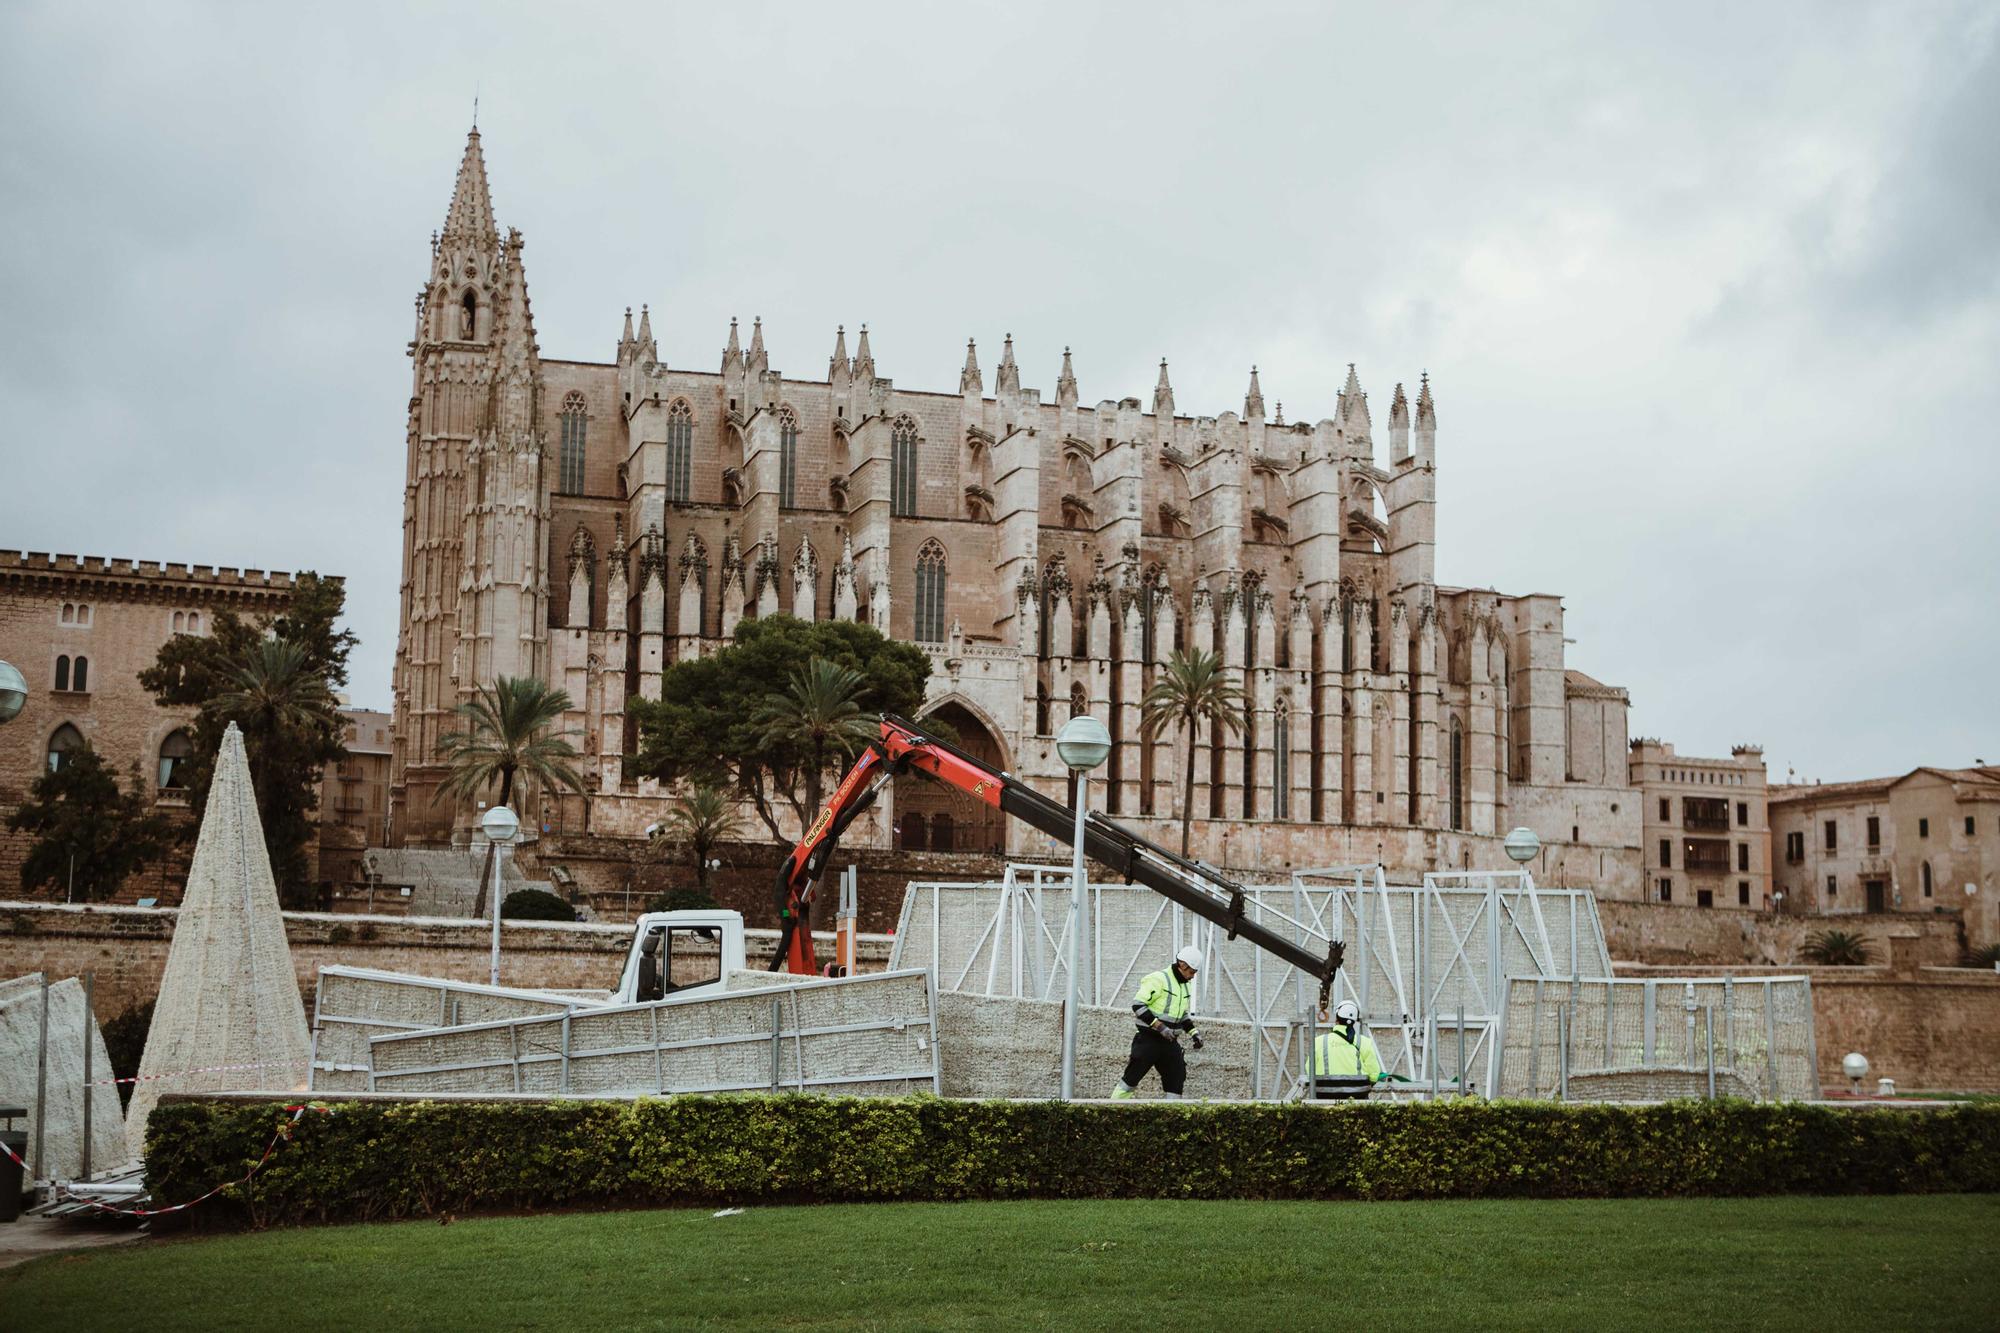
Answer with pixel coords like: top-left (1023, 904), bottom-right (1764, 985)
top-left (1056, 715), bottom-right (1112, 1100)
top-left (482, 804), bottom-right (520, 986)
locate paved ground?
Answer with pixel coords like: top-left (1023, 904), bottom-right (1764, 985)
top-left (0, 1215), bottom-right (145, 1270)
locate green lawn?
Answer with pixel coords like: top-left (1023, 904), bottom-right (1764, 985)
top-left (6, 1196), bottom-right (1995, 1331)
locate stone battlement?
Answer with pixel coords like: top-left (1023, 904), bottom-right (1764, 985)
top-left (0, 550), bottom-right (324, 593)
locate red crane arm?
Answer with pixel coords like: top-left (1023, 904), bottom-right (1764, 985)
top-left (771, 715), bottom-right (1343, 1005)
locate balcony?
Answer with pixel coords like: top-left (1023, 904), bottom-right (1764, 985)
top-left (1683, 814), bottom-right (1730, 833)
top-left (1683, 797), bottom-right (1730, 833)
top-left (1683, 837), bottom-right (1731, 874)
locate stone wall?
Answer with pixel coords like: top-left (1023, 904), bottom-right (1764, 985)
top-left (0, 901), bottom-right (891, 1022)
top-left (1615, 959), bottom-right (2000, 1094)
top-left (1597, 899), bottom-right (1965, 967)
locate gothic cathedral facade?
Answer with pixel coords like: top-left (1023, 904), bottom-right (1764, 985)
top-left (390, 130), bottom-right (1643, 891)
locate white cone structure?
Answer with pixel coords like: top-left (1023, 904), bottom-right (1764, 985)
top-left (126, 722), bottom-right (310, 1159)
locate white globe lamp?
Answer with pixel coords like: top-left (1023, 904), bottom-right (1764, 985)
top-left (1503, 827), bottom-right (1541, 865)
top-left (481, 804), bottom-right (520, 845)
top-left (1842, 1052), bottom-right (1869, 1095)
top-left (0, 660), bottom-right (26, 724)
top-left (1056, 715), bottom-right (1112, 773)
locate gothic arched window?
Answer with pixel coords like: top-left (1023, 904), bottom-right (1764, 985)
top-left (665, 401), bottom-right (694, 504)
top-left (159, 729), bottom-right (193, 791)
top-left (778, 408), bottom-right (799, 509)
top-left (914, 540), bottom-right (948, 644)
top-left (558, 392), bottom-right (588, 495)
top-left (891, 417), bottom-right (919, 517)
top-left (53, 655), bottom-right (69, 691)
top-left (1450, 718), bottom-right (1465, 832)
top-left (1273, 698), bottom-right (1291, 821)
top-left (70, 656), bottom-right (88, 693)
top-left (47, 723), bottom-right (83, 773)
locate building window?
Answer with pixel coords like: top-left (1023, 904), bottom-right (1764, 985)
top-left (158, 730), bottom-right (193, 790)
top-left (1866, 815), bottom-right (1880, 847)
top-left (59, 601), bottom-right (92, 627)
top-left (891, 417), bottom-right (919, 517)
top-left (1966, 816), bottom-right (1976, 836)
top-left (1447, 718), bottom-right (1462, 831)
top-left (68, 656), bottom-right (88, 692)
top-left (1736, 801), bottom-right (1748, 826)
top-left (1918, 817), bottom-right (1929, 838)
top-left (665, 401), bottom-right (693, 504)
top-left (1823, 819), bottom-right (1837, 851)
top-left (1697, 889), bottom-right (1713, 908)
top-left (1921, 861), bottom-right (1932, 897)
top-left (557, 392), bottom-right (587, 495)
top-left (1737, 842), bottom-right (1749, 872)
top-left (1738, 881), bottom-right (1750, 906)
top-left (1826, 875), bottom-right (1837, 900)
top-left (913, 540), bottom-right (948, 644)
top-left (777, 408), bottom-right (798, 509)
top-left (1658, 877), bottom-right (1672, 903)
top-left (1658, 797), bottom-right (1669, 821)
top-left (47, 723), bottom-right (83, 773)
top-left (1276, 700), bottom-right (1293, 821)
top-left (1785, 830), bottom-right (1804, 863)
top-left (54, 655), bottom-right (70, 691)
top-left (1659, 838), bottom-right (1671, 868)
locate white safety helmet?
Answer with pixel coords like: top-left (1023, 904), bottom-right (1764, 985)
top-left (1175, 944), bottom-right (1204, 973)
top-left (1333, 1000), bottom-right (1360, 1024)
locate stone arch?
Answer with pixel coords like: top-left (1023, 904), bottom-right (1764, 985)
top-left (893, 697), bottom-right (1011, 854)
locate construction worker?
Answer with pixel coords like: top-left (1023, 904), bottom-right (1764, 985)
top-left (1111, 944), bottom-right (1204, 1099)
top-left (1313, 999), bottom-right (1384, 1084)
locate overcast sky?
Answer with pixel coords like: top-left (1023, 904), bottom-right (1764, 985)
top-left (3, 2), bottom-right (1995, 783)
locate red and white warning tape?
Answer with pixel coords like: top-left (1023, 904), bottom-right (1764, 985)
top-left (0, 1103), bottom-right (332, 1218)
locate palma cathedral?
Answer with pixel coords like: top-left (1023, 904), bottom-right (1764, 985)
top-left (389, 129), bottom-right (1644, 891)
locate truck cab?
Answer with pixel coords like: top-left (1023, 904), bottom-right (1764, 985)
top-left (614, 910), bottom-right (747, 1005)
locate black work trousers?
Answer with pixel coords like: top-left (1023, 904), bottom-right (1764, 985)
top-left (1121, 1028), bottom-right (1186, 1094)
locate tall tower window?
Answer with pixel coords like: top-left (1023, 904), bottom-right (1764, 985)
top-left (665, 401), bottom-right (694, 504)
top-left (891, 417), bottom-right (919, 517)
top-left (557, 392), bottom-right (587, 495)
top-left (159, 730), bottom-right (193, 791)
top-left (1273, 698), bottom-right (1291, 821)
top-left (54, 655), bottom-right (70, 691)
top-left (778, 408), bottom-right (799, 509)
top-left (1450, 718), bottom-right (1465, 831)
top-left (914, 540), bottom-right (948, 643)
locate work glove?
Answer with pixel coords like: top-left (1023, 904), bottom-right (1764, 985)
top-left (1151, 1021), bottom-right (1181, 1044)
top-left (1188, 1032), bottom-right (1205, 1051)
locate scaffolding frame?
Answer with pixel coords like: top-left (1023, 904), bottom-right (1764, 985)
top-left (891, 863), bottom-right (1613, 1099)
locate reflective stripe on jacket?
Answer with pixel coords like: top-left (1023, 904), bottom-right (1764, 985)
top-left (1131, 968), bottom-right (1192, 1029)
top-left (1313, 1025), bottom-right (1383, 1080)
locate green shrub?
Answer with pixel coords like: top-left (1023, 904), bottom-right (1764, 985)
top-left (645, 887), bottom-right (720, 915)
top-left (1801, 929), bottom-right (1874, 965)
top-left (100, 1000), bottom-right (155, 1111)
top-left (142, 1096), bottom-right (2000, 1230)
top-left (501, 888), bottom-right (576, 922)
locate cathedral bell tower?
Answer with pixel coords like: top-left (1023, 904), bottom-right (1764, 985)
top-left (390, 129), bottom-right (552, 845)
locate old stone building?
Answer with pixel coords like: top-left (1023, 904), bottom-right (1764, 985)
top-left (389, 129), bottom-right (1643, 888)
top-left (1629, 739), bottom-right (1771, 910)
top-left (0, 551), bottom-right (308, 898)
top-left (1769, 767), bottom-right (1999, 944)
top-left (314, 706), bottom-right (393, 891)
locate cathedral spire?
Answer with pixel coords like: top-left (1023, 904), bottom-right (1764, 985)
top-left (1416, 371), bottom-right (1436, 429)
top-left (1245, 365), bottom-right (1265, 421)
top-left (1057, 346), bottom-right (1077, 409)
top-left (621, 306), bottom-right (634, 350)
top-left (830, 324), bottom-right (848, 377)
top-left (854, 324), bottom-right (875, 379)
top-left (1153, 358), bottom-right (1174, 417)
top-left (1388, 381), bottom-right (1410, 459)
top-left (749, 316), bottom-right (767, 376)
top-left (635, 303), bottom-right (654, 360)
top-left (1339, 363), bottom-right (1371, 441)
top-left (488, 228), bottom-right (541, 439)
top-left (996, 332), bottom-right (1020, 395)
top-left (722, 317), bottom-right (742, 374)
top-left (960, 338), bottom-right (982, 395)
top-left (440, 128), bottom-right (498, 246)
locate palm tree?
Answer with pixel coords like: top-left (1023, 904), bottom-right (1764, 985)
top-left (211, 635), bottom-right (339, 829)
top-left (436, 675), bottom-right (588, 811)
top-left (654, 782), bottom-right (746, 897)
top-left (438, 676), bottom-right (588, 921)
top-left (751, 657), bottom-right (878, 831)
top-left (1800, 929), bottom-right (1874, 966)
top-left (1140, 647), bottom-right (1247, 858)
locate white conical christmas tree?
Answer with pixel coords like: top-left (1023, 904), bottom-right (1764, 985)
top-left (126, 722), bottom-right (310, 1159)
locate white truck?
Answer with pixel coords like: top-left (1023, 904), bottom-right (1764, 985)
top-left (308, 909), bottom-right (749, 1091)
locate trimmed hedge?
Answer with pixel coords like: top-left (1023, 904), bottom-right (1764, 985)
top-left (146, 1096), bottom-right (2000, 1228)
